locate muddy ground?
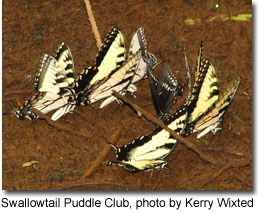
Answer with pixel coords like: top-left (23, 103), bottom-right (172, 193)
top-left (2, 0), bottom-right (252, 190)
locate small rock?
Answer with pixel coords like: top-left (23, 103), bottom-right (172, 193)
top-left (51, 175), bottom-right (63, 182)
top-left (34, 27), bottom-right (44, 36)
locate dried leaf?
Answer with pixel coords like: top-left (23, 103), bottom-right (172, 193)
top-left (230, 113), bottom-right (246, 125)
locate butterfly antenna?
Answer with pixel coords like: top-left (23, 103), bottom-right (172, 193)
top-left (3, 110), bottom-right (17, 115)
top-left (183, 44), bottom-right (192, 100)
top-left (106, 142), bottom-right (119, 152)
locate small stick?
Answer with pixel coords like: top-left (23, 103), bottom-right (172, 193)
top-left (81, 127), bottom-right (121, 179)
top-left (200, 157), bottom-right (252, 189)
top-left (84, 0), bottom-right (102, 48)
top-left (112, 91), bottom-right (224, 166)
top-left (4, 89), bottom-right (34, 96)
top-left (152, 179), bottom-right (161, 190)
top-left (200, 163), bottom-right (231, 189)
top-left (74, 108), bottom-right (91, 123)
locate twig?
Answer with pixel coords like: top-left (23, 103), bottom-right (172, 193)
top-left (152, 179), bottom-right (161, 190)
top-left (200, 157), bottom-right (252, 189)
top-left (80, 127), bottom-right (121, 179)
top-left (84, 0), bottom-right (102, 48)
top-left (200, 163), bottom-right (231, 189)
top-left (74, 108), bottom-right (92, 122)
top-left (4, 96), bottom-right (20, 102)
top-left (112, 91), bottom-right (224, 166)
top-left (206, 147), bottom-right (247, 157)
top-left (3, 89), bottom-right (34, 96)
top-left (3, 111), bottom-right (16, 116)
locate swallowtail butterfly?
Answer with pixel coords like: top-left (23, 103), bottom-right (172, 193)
top-left (16, 42), bottom-right (76, 121)
top-left (183, 42), bottom-right (239, 138)
top-left (105, 105), bottom-right (187, 173)
top-left (147, 44), bottom-right (191, 120)
top-left (147, 64), bottom-right (180, 120)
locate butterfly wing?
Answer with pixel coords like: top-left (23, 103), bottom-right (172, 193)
top-left (105, 105), bottom-right (187, 172)
top-left (192, 77), bottom-right (241, 138)
top-left (95, 27), bottom-right (158, 108)
top-left (89, 50), bottom-right (142, 107)
top-left (194, 41), bottom-right (204, 80)
top-left (34, 42), bottom-right (75, 92)
top-left (33, 54), bottom-right (76, 120)
top-left (156, 65), bottom-right (179, 116)
top-left (128, 27), bottom-right (147, 58)
top-left (186, 58), bottom-right (219, 124)
top-left (34, 54), bottom-right (61, 93)
top-left (75, 27), bottom-right (127, 104)
top-left (148, 64), bottom-right (180, 120)
top-left (53, 42), bottom-right (75, 87)
top-left (92, 27), bottom-right (127, 85)
top-left (106, 130), bottom-right (176, 173)
top-left (22, 43), bottom-right (76, 121)
top-left (15, 93), bottom-right (43, 120)
top-left (129, 27), bottom-right (158, 85)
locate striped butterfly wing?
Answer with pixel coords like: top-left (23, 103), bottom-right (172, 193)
top-left (33, 54), bottom-right (76, 120)
top-left (194, 41), bottom-right (204, 80)
top-left (15, 92), bottom-right (44, 120)
top-left (73, 66), bottom-right (99, 94)
top-left (106, 133), bottom-right (176, 173)
top-left (34, 42), bottom-right (75, 92)
top-left (105, 105), bottom-right (187, 172)
top-left (76, 51), bottom-right (141, 107)
top-left (98, 27), bottom-right (158, 108)
top-left (16, 91), bottom-right (75, 121)
top-left (53, 42), bottom-right (75, 88)
top-left (92, 26), bottom-right (127, 85)
top-left (32, 91), bottom-right (74, 115)
top-left (191, 77), bottom-right (241, 138)
top-left (74, 27), bottom-right (126, 94)
top-left (34, 54), bottom-right (61, 94)
top-left (128, 27), bottom-right (149, 84)
top-left (186, 58), bottom-right (219, 124)
top-left (75, 27), bottom-right (127, 104)
top-left (91, 51), bottom-right (142, 108)
top-left (128, 27), bottom-right (147, 58)
top-left (148, 64), bottom-right (179, 119)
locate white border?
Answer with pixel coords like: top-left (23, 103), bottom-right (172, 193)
top-left (1, 0), bottom-right (262, 212)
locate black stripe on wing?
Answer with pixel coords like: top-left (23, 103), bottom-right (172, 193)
top-left (73, 66), bottom-right (99, 94)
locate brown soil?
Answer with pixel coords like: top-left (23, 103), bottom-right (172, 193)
top-left (2, 0), bottom-right (252, 190)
